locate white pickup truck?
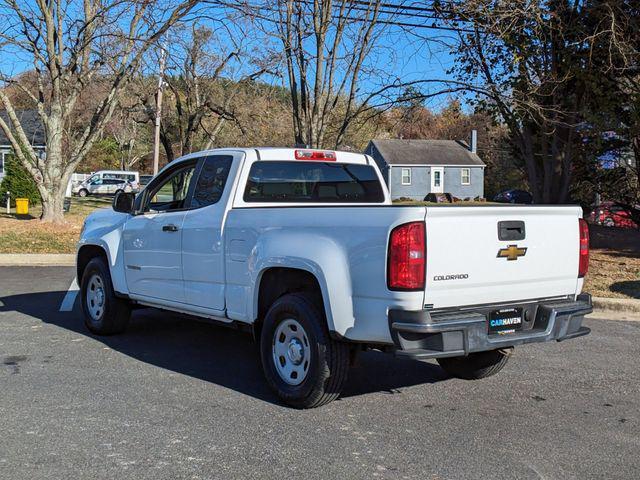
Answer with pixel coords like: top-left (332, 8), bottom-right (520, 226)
top-left (77, 148), bottom-right (592, 408)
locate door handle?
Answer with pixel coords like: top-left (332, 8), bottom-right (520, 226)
top-left (162, 224), bottom-right (179, 232)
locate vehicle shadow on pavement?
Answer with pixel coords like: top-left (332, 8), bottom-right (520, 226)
top-left (0, 291), bottom-right (449, 405)
top-left (610, 280), bottom-right (640, 299)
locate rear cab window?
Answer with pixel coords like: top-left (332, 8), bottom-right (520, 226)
top-left (243, 161), bottom-right (385, 203)
top-left (190, 155), bottom-right (233, 208)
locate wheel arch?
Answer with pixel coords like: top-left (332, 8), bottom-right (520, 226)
top-left (76, 240), bottom-right (128, 295)
top-left (252, 261), bottom-right (352, 337)
top-left (77, 244), bottom-right (109, 282)
top-left (256, 267), bottom-right (324, 323)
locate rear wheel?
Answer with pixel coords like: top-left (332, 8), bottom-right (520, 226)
top-left (437, 348), bottom-right (512, 380)
top-left (260, 292), bottom-right (350, 408)
top-left (80, 257), bottom-right (130, 335)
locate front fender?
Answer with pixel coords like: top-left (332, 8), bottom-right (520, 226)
top-left (249, 231), bottom-right (354, 337)
top-left (77, 211), bottom-right (128, 294)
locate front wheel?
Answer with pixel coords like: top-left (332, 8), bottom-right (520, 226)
top-left (260, 293), bottom-right (350, 408)
top-left (80, 257), bottom-right (131, 335)
top-left (437, 348), bottom-right (512, 380)
top-left (78, 189), bottom-right (89, 197)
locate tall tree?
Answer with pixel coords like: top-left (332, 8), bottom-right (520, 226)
top-left (133, 22), bottom-right (275, 163)
top-left (0, 0), bottom-right (199, 222)
top-left (437, 0), bottom-right (638, 203)
top-left (240, 0), bottom-right (444, 148)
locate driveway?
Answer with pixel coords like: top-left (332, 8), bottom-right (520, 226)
top-left (1, 266), bottom-right (638, 479)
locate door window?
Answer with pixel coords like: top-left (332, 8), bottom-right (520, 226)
top-left (190, 155), bottom-right (233, 208)
top-left (144, 164), bottom-right (196, 213)
top-left (433, 170), bottom-right (442, 187)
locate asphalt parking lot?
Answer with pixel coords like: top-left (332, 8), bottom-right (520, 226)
top-left (1, 266), bottom-right (639, 479)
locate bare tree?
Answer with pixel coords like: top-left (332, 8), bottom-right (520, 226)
top-left (234, 0), bottom-right (451, 148)
top-left (0, 0), bottom-right (199, 222)
top-left (132, 21), bottom-right (275, 163)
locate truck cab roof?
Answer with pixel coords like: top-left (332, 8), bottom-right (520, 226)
top-left (175, 147), bottom-right (371, 165)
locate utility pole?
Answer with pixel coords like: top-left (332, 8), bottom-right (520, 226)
top-left (153, 47), bottom-right (167, 176)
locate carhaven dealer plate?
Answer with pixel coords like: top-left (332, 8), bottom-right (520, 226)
top-left (488, 307), bottom-right (523, 334)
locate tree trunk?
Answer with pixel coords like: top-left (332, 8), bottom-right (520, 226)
top-left (35, 117), bottom-right (72, 223)
top-left (38, 167), bottom-right (71, 223)
top-left (39, 188), bottom-right (67, 223)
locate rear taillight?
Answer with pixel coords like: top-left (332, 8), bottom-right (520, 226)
top-left (579, 218), bottom-right (589, 278)
top-left (388, 221), bottom-right (426, 290)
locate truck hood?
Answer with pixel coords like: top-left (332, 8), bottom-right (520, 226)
top-left (81, 207), bottom-right (129, 239)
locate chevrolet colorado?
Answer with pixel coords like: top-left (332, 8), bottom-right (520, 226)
top-left (77, 148), bottom-right (592, 408)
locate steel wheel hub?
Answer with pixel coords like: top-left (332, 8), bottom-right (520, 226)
top-left (86, 274), bottom-right (106, 322)
top-left (273, 318), bottom-right (311, 385)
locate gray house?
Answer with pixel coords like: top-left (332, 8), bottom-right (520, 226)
top-left (365, 136), bottom-right (485, 201)
top-left (0, 110), bottom-right (46, 181)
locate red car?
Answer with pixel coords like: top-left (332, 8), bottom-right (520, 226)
top-left (588, 203), bottom-right (638, 229)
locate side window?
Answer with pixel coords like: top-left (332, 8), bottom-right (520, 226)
top-left (401, 168), bottom-right (411, 185)
top-left (190, 155), bottom-right (233, 208)
top-left (461, 168), bottom-right (471, 185)
top-left (145, 164), bottom-right (197, 213)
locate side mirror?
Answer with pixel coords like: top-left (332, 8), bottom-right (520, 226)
top-left (113, 191), bottom-right (135, 214)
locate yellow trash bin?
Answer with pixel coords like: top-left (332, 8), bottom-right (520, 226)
top-left (15, 198), bottom-right (29, 215)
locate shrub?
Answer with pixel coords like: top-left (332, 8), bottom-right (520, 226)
top-left (0, 154), bottom-right (41, 207)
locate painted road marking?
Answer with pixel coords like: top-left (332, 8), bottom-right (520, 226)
top-left (59, 278), bottom-right (79, 312)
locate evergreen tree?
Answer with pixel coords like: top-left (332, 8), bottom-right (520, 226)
top-left (0, 154), bottom-right (41, 207)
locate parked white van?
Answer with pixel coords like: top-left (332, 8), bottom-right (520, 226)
top-left (72, 170), bottom-right (140, 197)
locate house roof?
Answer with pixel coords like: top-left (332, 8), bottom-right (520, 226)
top-left (368, 139), bottom-right (484, 167)
top-left (0, 110), bottom-right (46, 147)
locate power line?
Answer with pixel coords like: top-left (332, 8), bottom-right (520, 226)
top-left (241, 2), bottom-right (474, 34)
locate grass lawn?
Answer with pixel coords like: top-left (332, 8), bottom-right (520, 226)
top-left (585, 225), bottom-right (640, 300)
top-left (0, 197), bottom-right (112, 254)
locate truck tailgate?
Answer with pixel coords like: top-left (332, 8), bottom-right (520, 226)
top-left (424, 206), bottom-right (581, 309)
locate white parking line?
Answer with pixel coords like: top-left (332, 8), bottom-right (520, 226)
top-left (59, 278), bottom-right (79, 312)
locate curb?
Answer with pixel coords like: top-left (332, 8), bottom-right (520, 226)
top-left (0, 254), bottom-right (75, 266)
top-left (592, 296), bottom-right (640, 314)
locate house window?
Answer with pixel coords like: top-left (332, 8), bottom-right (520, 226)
top-left (0, 151), bottom-right (6, 174)
top-left (401, 168), bottom-right (411, 185)
top-left (461, 168), bottom-right (470, 185)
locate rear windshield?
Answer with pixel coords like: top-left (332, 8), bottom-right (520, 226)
top-left (243, 161), bottom-right (385, 203)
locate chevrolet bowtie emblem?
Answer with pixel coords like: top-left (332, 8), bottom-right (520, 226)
top-left (497, 244), bottom-right (527, 261)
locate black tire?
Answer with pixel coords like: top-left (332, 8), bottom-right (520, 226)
top-left (260, 292), bottom-right (350, 408)
top-left (80, 257), bottom-right (131, 335)
top-left (114, 189), bottom-right (124, 196)
top-left (437, 348), bottom-right (512, 380)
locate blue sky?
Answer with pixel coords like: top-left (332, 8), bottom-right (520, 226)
top-left (0, 3), bottom-right (464, 113)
